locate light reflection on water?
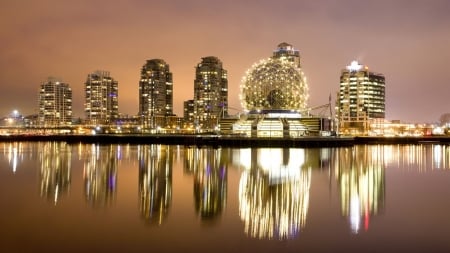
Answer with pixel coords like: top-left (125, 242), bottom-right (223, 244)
top-left (1, 142), bottom-right (450, 252)
top-left (138, 145), bottom-right (172, 225)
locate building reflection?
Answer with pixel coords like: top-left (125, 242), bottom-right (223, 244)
top-left (184, 147), bottom-right (228, 221)
top-left (39, 142), bottom-right (71, 204)
top-left (3, 142), bottom-right (26, 173)
top-left (383, 144), bottom-right (450, 171)
top-left (238, 148), bottom-right (312, 240)
top-left (83, 144), bottom-right (118, 208)
top-left (138, 145), bottom-right (172, 225)
top-left (183, 146), bottom-right (197, 175)
top-left (335, 145), bottom-right (385, 234)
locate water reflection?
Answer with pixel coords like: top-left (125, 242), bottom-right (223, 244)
top-left (39, 142), bottom-right (71, 204)
top-left (335, 146), bottom-right (385, 234)
top-left (138, 145), bottom-right (172, 225)
top-left (2, 142), bottom-right (450, 236)
top-left (185, 147), bottom-right (227, 221)
top-left (3, 142), bottom-right (25, 173)
top-left (237, 148), bottom-right (313, 240)
top-left (83, 144), bottom-right (118, 208)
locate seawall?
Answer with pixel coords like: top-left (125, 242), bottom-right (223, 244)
top-left (1, 134), bottom-right (450, 147)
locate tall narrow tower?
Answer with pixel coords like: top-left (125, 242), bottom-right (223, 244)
top-left (139, 59), bottom-right (173, 128)
top-left (38, 77), bottom-right (72, 127)
top-left (193, 56), bottom-right (228, 129)
top-left (337, 61), bottom-right (385, 135)
top-left (84, 70), bottom-right (118, 125)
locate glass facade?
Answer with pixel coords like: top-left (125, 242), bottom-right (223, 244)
top-left (337, 61), bottom-right (385, 135)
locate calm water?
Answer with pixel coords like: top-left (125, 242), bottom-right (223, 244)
top-left (1, 142), bottom-right (450, 253)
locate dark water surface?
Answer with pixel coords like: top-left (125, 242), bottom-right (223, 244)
top-left (1, 142), bottom-right (450, 253)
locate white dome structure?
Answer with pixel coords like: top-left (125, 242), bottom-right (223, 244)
top-left (240, 57), bottom-right (309, 113)
top-left (227, 43), bottom-right (331, 138)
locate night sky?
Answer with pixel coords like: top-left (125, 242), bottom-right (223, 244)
top-left (1, 0), bottom-right (449, 123)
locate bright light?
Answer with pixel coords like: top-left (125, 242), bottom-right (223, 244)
top-left (432, 127), bottom-right (444, 135)
top-left (347, 60), bottom-right (363, 72)
top-left (241, 57), bottom-right (309, 111)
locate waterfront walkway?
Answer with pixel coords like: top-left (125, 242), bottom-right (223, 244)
top-left (1, 134), bottom-right (450, 147)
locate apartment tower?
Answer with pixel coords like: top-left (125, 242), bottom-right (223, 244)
top-left (38, 77), bottom-right (72, 127)
top-left (84, 70), bottom-right (119, 125)
top-left (192, 56), bottom-right (228, 130)
top-left (139, 59), bottom-right (173, 129)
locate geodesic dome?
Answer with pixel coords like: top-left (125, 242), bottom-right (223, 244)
top-left (240, 58), bottom-right (309, 112)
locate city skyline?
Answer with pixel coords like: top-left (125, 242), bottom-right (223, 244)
top-left (1, 0), bottom-right (450, 123)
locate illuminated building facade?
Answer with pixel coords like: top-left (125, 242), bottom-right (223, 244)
top-left (84, 70), bottom-right (119, 125)
top-left (183, 99), bottom-right (195, 125)
top-left (139, 59), bottom-right (174, 129)
top-left (337, 61), bottom-right (385, 135)
top-left (192, 56), bottom-right (228, 130)
top-left (38, 77), bottom-right (72, 127)
top-left (232, 42), bottom-right (331, 137)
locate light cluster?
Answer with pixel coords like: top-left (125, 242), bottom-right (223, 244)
top-left (240, 58), bottom-right (309, 112)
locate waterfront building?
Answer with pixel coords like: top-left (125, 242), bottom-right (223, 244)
top-left (38, 77), bottom-right (72, 127)
top-left (231, 42), bottom-right (330, 137)
top-left (336, 61), bottom-right (385, 135)
top-left (192, 56), bottom-right (228, 130)
top-left (183, 99), bottom-right (195, 127)
top-left (84, 70), bottom-right (119, 126)
top-left (139, 59), bottom-right (174, 129)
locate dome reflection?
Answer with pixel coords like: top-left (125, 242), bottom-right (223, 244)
top-left (238, 148), bottom-right (311, 240)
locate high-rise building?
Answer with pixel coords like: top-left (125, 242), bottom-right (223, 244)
top-left (336, 61), bottom-right (385, 135)
top-left (38, 77), bottom-right (72, 127)
top-left (193, 56), bottom-right (228, 129)
top-left (84, 70), bottom-right (118, 125)
top-left (139, 59), bottom-right (173, 129)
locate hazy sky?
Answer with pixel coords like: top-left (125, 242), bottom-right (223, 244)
top-left (1, 0), bottom-right (449, 123)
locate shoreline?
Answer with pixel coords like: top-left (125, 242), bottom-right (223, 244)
top-left (0, 134), bottom-right (450, 147)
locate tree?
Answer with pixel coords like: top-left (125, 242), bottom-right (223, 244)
top-left (439, 113), bottom-right (450, 125)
